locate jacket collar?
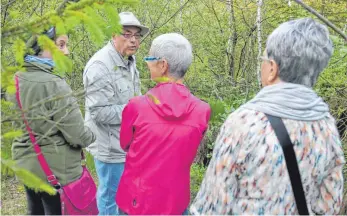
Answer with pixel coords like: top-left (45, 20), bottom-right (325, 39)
top-left (24, 61), bottom-right (53, 73)
top-left (23, 62), bottom-right (64, 78)
top-left (107, 41), bottom-right (135, 69)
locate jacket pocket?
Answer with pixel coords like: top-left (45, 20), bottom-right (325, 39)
top-left (108, 129), bottom-right (124, 155)
top-left (116, 79), bottom-right (131, 104)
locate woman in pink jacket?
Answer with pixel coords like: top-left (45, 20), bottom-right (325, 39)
top-left (116, 33), bottom-right (211, 215)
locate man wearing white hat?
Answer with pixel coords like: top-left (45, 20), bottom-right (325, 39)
top-left (83, 12), bottom-right (149, 215)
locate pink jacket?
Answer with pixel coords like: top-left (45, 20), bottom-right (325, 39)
top-left (116, 83), bottom-right (210, 215)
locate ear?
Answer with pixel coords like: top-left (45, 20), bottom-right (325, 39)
top-left (161, 59), bottom-right (169, 76)
top-left (111, 35), bottom-right (116, 43)
top-left (267, 60), bottom-right (280, 83)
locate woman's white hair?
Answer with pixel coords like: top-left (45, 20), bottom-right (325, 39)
top-left (150, 33), bottom-right (193, 79)
top-left (266, 18), bottom-right (333, 87)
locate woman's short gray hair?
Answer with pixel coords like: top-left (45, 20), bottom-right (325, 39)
top-left (150, 33), bottom-right (193, 79)
top-left (266, 18), bottom-right (333, 87)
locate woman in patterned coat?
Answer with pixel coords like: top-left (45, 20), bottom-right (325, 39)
top-left (190, 18), bottom-right (345, 215)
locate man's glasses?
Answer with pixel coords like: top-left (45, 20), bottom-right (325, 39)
top-left (144, 56), bottom-right (162, 62)
top-left (121, 33), bottom-right (142, 40)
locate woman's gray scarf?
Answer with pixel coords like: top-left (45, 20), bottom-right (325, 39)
top-left (241, 82), bottom-right (330, 121)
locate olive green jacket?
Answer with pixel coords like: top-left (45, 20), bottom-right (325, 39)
top-left (10, 62), bottom-right (95, 186)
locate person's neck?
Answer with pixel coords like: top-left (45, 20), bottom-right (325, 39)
top-left (118, 51), bottom-right (128, 58)
top-left (154, 76), bottom-right (183, 84)
top-left (263, 79), bottom-right (283, 88)
top-left (170, 77), bottom-right (183, 84)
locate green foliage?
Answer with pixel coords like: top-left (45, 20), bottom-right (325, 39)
top-left (13, 39), bottom-right (26, 66)
top-left (1, 159), bottom-right (56, 195)
top-left (1, 99), bottom-right (18, 176)
top-left (1, 66), bottom-right (20, 94)
top-left (2, 131), bottom-right (23, 139)
top-left (1, 0), bottom-right (138, 83)
top-left (104, 3), bottom-right (122, 36)
top-left (85, 152), bottom-right (97, 177)
top-left (207, 99), bottom-right (228, 124)
top-left (64, 12), bottom-right (84, 32)
top-left (190, 163), bottom-right (206, 200)
top-left (38, 35), bottom-right (72, 76)
top-left (315, 34), bottom-right (347, 117)
top-left (50, 16), bottom-right (67, 36)
top-left (1, 99), bottom-right (14, 110)
top-left (83, 7), bottom-right (107, 46)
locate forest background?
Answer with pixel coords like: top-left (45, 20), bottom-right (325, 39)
top-left (1, 0), bottom-right (346, 214)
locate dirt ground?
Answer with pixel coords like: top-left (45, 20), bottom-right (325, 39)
top-left (1, 176), bottom-right (27, 215)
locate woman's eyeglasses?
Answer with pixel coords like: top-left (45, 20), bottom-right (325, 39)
top-left (144, 56), bottom-right (162, 62)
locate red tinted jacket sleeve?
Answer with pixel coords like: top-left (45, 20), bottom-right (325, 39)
top-left (120, 100), bottom-right (138, 152)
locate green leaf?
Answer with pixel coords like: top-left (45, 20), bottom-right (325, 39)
top-left (1, 159), bottom-right (56, 195)
top-left (152, 77), bottom-right (170, 83)
top-left (6, 84), bottom-right (16, 94)
top-left (82, 7), bottom-right (106, 46)
top-left (84, 6), bottom-right (106, 32)
top-left (1, 100), bottom-right (14, 108)
top-left (37, 35), bottom-right (72, 75)
top-left (3, 130), bottom-right (23, 139)
top-left (53, 52), bottom-right (73, 76)
top-left (13, 38), bottom-right (26, 66)
top-left (330, 35), bottom-right (340, 43)
top-left (147, 93), bottom-right (161, 104)
top-left (9, 10), bottom-right (21, 19)
top-left (104, 4), bottom-right (122, 37)
top-left (63, 15), bottom-right (83, 32)
top-left (50, 16), bottom-right (66, 36)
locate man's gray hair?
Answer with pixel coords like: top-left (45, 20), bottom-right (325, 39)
top-left (266, 18), bottom-right (333, 87)
top-left (150, 33), bottom-right (193, 79)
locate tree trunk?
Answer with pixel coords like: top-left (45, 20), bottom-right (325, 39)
top-left (226, 0), bottom-right (237, 84)
top-left (256, 0), bottom-right (263, 89)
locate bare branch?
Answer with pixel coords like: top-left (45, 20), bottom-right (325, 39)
top-left (293, 0), bottom-right (347, 42)
top-left (141, 0), bottom-right (193, 42)
top-left (1, 0), bottom-right (16, 28)
top-left (1, 0), bottom-right (16, 8)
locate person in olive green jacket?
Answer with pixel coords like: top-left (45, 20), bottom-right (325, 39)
top-left (9, 27), bottom-right (96, 215)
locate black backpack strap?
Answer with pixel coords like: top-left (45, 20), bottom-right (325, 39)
top-left (265, 114), bottom-right (309, 215)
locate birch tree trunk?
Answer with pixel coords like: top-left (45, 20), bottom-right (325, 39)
top-left (256, 0), bottom-right (263, 89)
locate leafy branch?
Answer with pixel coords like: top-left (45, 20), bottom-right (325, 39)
top-left (1, 159), bottom-right (56, 194)
top-left (1, 0), bottom-right (138, 93)
top-left (2, 0), bottom-right (137, 39)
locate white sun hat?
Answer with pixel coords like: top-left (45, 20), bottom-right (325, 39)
top-left (119, 12), bottom-right (149, 36)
